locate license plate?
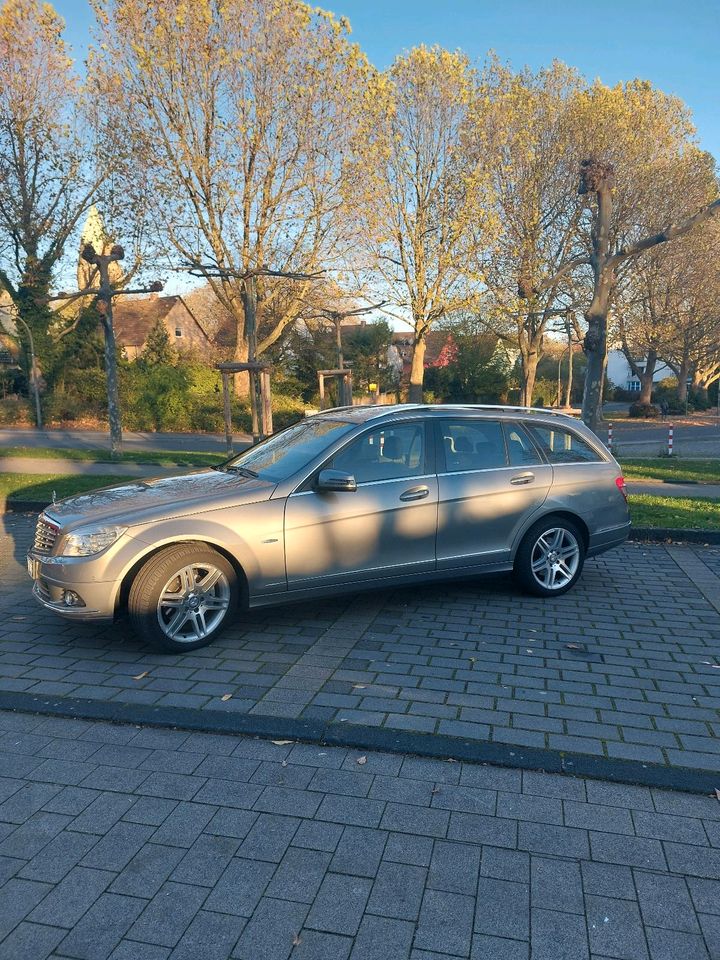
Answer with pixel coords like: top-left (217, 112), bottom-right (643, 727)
top-left (27, 556), bottom-right (40, 579)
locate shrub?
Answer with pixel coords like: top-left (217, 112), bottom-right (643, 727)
top-left (0, 397), bottom-right (33, 425)
top-left (629, 401), bottom-right (659, 419)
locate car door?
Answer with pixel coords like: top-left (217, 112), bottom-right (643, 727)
top-left (435, 418), bottom-right (552, 569)
top-left (284, 419), bottom-right (438, 587)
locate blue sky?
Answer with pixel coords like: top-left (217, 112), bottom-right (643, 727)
top-left (54, 0), bottom-right (719, 160)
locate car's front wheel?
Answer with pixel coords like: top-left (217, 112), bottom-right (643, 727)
top-left (128, 543), bottom-right (239, 651)
top-left (514, 518), bottom-right (585, 597)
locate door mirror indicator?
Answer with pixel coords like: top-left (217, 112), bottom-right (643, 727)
top-left (316, 469), bottom-right (358, 493)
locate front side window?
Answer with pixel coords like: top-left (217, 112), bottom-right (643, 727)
top-left (527, 424), bottom-right (603, 464)
top-left (440, 420), bottom-right (507, 472)
top-left (330, 422), bottom-right (426, 484)
top-left (225, 418), bottom-right (355, 481)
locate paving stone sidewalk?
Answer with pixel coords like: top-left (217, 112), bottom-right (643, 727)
top-left (1, 710), bottom-right (719, 960)
top-left (1, 513), bottom-right (719, 776)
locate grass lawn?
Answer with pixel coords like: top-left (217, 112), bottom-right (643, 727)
top-left (0, 446), bottom-right (224, 468)
top-left (0, 473), bottom-right (129, 505)
top-left (628, 494), bottom-right (720, 531)
top-left (620, 458), bottom-right (720, 484)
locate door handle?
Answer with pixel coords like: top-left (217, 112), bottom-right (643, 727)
top-left (510, 472), bottom-right (535, 485)
top-left (399, 485), bottom-right (430, 501)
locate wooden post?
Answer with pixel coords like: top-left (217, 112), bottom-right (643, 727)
top-left (221, 370), bottom-right (233, 456)
top-left (261, 368), bottom-right (273, 438)
top-left (318, 373), bottom-right (326, 409)
top-left (344, 372), bottom-right (353, 407)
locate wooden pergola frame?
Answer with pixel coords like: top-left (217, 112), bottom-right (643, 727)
top-left (317, 368), bottom-right (353, 409)
top-left (217, 361), bottom-right (273, 454)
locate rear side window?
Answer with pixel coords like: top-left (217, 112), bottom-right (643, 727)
top-left (504, 423), bottom-right (543, 467)
top-left (440, 420), bottom-right (507, 472)
top-left (527, 424), bottom-right (602, 464)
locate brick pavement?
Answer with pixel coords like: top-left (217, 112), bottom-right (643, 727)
top-left (1, 513), bottom-right (719, 778)
top-left (1, 711), bottom-right (719, 960)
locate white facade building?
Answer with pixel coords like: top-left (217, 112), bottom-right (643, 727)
top-left (606, 349), bottom-right (674, 393)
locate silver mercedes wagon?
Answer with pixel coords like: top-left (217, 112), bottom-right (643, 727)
top-left (27, 405), bottom-right (630, 651)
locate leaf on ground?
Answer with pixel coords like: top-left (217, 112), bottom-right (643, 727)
top-left (292, 933), bottom-right (302, 947)
top-left (353, 684), bottom-right (366, 690)
top-left (356, 756), bottom-right (367, 765)
top-left (132, 671), bottom-right (149, 680)
top-left (565, 643), bottom-right (586, 651)
top-left (468, 657), bottom-right (477, 664)
top-left (272, 740), bottom-right (293, 746)
top-left (715, 789), bottom-right (720, 802)
top-left (220, 694), bottom-right (232, 701)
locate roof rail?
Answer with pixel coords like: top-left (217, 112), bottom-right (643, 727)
top-left (457, 404), bottom-right (579, 419)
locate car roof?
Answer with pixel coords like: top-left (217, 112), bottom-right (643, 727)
top-left (315, 403), bottom-right (582, 426)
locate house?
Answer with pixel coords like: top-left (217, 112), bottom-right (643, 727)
top-left (606, 349), bottom-right (674, 393)
top-left (113, 295), bottom-right (212, 359)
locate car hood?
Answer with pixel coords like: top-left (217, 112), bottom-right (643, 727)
top-left (45, 469), bottom-right (276, 529)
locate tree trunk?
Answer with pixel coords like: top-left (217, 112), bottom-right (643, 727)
top-left (676, 352), bottom-right (691, 403)
top-left (519, 348), bottom-right (539, 407)
top-left (582, 306), bottom-right (609, 431)
top-left (638, 348), bottom-right (657, 405)
top-left (581, 171), bottom-right (614, 432)
top-left (408, 336), bottom-right (426, 403)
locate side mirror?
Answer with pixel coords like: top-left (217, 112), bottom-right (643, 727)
top-left (316, 469), bottom-right (357, 493)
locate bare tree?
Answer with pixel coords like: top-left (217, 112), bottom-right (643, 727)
top-left (92, 0), bottom-right (368, 394)
top-left (481, 60), bottom-right (586, 405)
top-left (347, 46), bottom-right (496, 402)
top-left (0, 0), bottom-right (105, 417)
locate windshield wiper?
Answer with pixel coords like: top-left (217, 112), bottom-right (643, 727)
top-left (225, 465), bottom-right (259, 478)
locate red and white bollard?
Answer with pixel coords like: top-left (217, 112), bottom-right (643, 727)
top-left (667, 425), bottom-right (674, 457)
top-left (607, 424), bottom-right (613, 453)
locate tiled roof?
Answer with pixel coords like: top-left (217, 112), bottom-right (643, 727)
top-left (113, 296), bottom-right (190, 346)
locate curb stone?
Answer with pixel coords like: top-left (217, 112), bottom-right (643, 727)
top-left (0, 692), bottom-right (718, 797)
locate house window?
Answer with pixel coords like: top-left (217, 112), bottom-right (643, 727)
top-left (175, 328), bottom-right (182, 337)
top-left (627, 380), bottom-right (641, 392)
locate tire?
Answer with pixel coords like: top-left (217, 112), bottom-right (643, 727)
top-left (128, 543), bottom-right (239, 651)
top-left (514, 517), bottom-right (585, 598)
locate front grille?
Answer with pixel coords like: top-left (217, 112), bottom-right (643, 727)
top-left (33, 514), bottom-right (60, 555)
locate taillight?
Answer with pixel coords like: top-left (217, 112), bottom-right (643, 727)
top-left (615, 476), bottom-right (628, 501)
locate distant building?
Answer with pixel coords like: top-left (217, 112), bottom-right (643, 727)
top-left (606, 349), bottom-right (673, 393)
top-left (113, 295), bottom-right (212, 359)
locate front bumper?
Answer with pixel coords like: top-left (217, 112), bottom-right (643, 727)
top-left (28, 554), bottom-right (117, 622)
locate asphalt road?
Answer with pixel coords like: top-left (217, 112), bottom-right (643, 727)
top-left (1, 411), bottom-right (718, 458)
top-left (0, 428), bottom-right (250, 455)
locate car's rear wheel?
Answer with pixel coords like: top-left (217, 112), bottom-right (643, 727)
top-left (514, 518), bottom-right (585, 597)
top-left (128, 544), bottom-right (238, 651)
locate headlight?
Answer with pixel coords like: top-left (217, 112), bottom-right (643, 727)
top-left (60, 525), bottom-right (127, 557)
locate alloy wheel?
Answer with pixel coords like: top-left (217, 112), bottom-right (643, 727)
top-left (530, 527), bottom-right (580, 591)
top-left (156, 563), bottom-right (231, 642)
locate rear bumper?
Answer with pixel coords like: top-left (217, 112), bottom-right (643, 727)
top-left (587, 520), bottom-right (632, 558)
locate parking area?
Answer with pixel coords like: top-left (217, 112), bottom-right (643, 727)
top-left (1, 513), bottom-right (719, 783)
top-left (1, 710), bottom-right (720, 960)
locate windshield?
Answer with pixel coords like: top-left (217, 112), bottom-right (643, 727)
top-left (223, 418), bottom-right (355, 482)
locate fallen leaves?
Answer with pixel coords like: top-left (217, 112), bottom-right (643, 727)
top-left (714, 789), bottom-right (720, 802)
top-left (356, 756), bottom-right (367, 765)
top-left (132, 671), bottom-right (149, 680)
top-left (220, 694), bottom-right (232, 701)
top-left (272, 740), bottom-right (294, 746)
